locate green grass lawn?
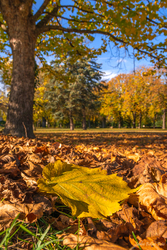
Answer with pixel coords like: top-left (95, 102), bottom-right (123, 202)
top-left (1, 127), bottom-right (167, 134)
top-left (35, 127), bottom-right (167, 134)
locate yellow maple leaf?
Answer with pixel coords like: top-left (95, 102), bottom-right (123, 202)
top-left (38, 160), bottom-right (138, 218)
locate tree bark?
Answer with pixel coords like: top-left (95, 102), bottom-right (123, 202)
top-left (1, 1), bottom-right (36, 138)
top-left (162, 109), bottom-right (166, 130)
top-left (118, 119), bottom-right (121, 128)
top-left (132, 112), bottom-right (136, 128)
top-left (33, 124), bottom-right (36, 131)
top-left (69, 111), bottom-right (74, 130)
top-left (153, 114), bottom-right (156, 129)
top-left (88, 119), bottom-right (91, 128)
top-left (42, 117), bottom-right (46, 128)
top-left (118, 113), bottom-right (121, 128)
top-left (82, 108), bottom-right (87, 130)
top-left (139, 112), bottom-right (142, 129)
top-left (102, 117), bottom-right (106, 128)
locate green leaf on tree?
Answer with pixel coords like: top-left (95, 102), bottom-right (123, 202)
top-left (38, 160), bottom-right (138, 218)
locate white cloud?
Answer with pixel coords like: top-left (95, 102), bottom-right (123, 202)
top-left (102, 70), bottom-right (117, 81)
top-left (116, 58), bottom-right (127, 63)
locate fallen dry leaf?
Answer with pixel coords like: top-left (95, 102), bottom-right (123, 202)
top-left (117, 204), bottom-right (144, 231)
top-left (129, 235), bottom-right (167, 250)
top-left (24, 160), bottom-right (43, 177)
top-left (99, 222), bottom-right (134, 243)
top-left (129, 174), bottom-right (167, 220)
top-left (87, 217), bottom-right (97, 236)
top-left (0, 202), bottom-right (43, 231)
top-left (47, 215), bottom-right (86, 234)
top-left (146, 220), bottom-right (167, 238)
top-left (0, 161), bottom-right (20, 178)
top-left (57, 233), bottom-right (127, 250)
top-left (126, 153), bottom-right (140, 162)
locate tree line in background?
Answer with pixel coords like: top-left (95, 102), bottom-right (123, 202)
top-left (0, 54), bottom-right (167, 130)
top-left (0, 0), bottom-right (167, 137)
top-left (100, 67), bottom-right (167, 129)
top-left (31, 56), bottom-right (167, 130)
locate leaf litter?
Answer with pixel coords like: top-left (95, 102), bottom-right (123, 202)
top-left (0, 132), bottom-right (167, 249)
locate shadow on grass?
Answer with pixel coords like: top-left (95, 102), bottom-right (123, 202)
top-left (35, 129), bottom-right (167, 150)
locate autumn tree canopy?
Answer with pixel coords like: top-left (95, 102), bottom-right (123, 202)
top-left (100, 67), bottom-right (167, 128)
top-left (0, 0), bottom-right (166, 137)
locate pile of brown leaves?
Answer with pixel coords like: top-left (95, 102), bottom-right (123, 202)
top-left (1, 132), bottom-right (167, 249)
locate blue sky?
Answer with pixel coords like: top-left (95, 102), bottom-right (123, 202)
top-left (94, 41), bottom-right (154, 80)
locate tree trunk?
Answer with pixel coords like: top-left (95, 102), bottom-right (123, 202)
top-left (139, 112), bottom-right (142, 129)
top-left (153, 114), bottom-right (156, 129)
top-left (42, 117), bottom-right (46, 128)
top-left (37, 120), bottom-right (41, 128)
top-left (69, 112), bottom-right (74, 130)
top-left (162, 109), bottom-right (166, 130)
top-left (83, 117), bottom-right (87, 130)
top-left (33, 124), bottom-right (36, 131)
top-left (82, 108), bottom-right (87, 130)
top-left (118, 119), bottom-right (121, 128)
top-left (88, 119), bottom-right (91, 128)
top-left (132, 112), bottom-right (136, 128)
top-left (1, 1), bottom-right (36, 138)
top-left (102, 117), bottom-right (106, 128)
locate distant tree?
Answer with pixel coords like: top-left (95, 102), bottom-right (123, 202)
top-left (121, 68), bottom-right (150, 128)
top-left (143, 68), bottom-right (165, 128)
top-left (33, 72), bottom-right (54, 128)
top-left (45, 81), bottom-right (77, 130)
top-left (0, 90), bottom-right (8, 121)
top-left (0, 58), bottom-right (12, 87)
top-left (44, 56), bottom-right (105, 130)
top-left (100, 75), bottom-right (124, 128)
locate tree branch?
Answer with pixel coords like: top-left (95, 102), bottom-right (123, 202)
top-left (36, 24), bottom-right (126, 44)
top-left (133, 46), bottom-right (162, 60)
top-left (56, 16), bottom-right (82, 55)
top-left (36, 4), bottom-right (59, 30)
top-left (28, 0), bottom-right (34, 11)
top-left (73, 0), bottom-right (97, 13)
top-left (59, 4), bottom-right (95, 14)
top-left (59, 4), bottom-right (104, 19)
top-left (34, 1), bottom-right (166, 66)
top-left (147, 45), bottom-right (167, 51)
top-left (146, 16), bottom-right (167, 29)
top-left (41, 25), bottom-right (165, 62)
top-left (56, 14), bottom-right (114, 26)
top-left (55, 15), bottom-right (97, 24)
top-left (33, 0), bottom-right (51, 21)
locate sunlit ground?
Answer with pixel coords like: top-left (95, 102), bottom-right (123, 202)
top-left (35, 127), bottom-right (167, 133)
